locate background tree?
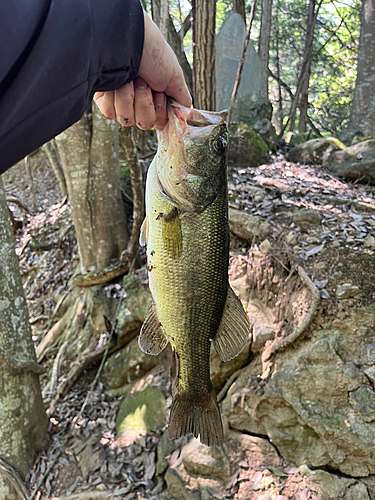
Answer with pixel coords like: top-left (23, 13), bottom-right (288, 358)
top-left (192, 0), bottom-right (217, 109)
top-left (350, 0), bottom-right (375, 135)
top-left (151, 0), bottom-right (193, 95)
top-left (259, 0), bottom-right (273, 98)
top-left (233, 0), bottom-right (246, 22)
top-left (0, 178), bottom-right (47, 480)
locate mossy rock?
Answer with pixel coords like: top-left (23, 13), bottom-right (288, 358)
top-left (323, 139), bottom-right (375, 184)
top-left (123, 269), bottom-right (152, 321)
top-left (103, 336), bottom-right (160, 388)
top-left (287, 137), bottom-right (346, 165)
top-left (116, 386), bottom-right (166, 442)
top-left (284, 132), bottom-right (320, 146)
top-left (228, 122), bottom-right (269, 167)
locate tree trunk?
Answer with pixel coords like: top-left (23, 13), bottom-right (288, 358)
top-left (275, 5), bottom-right (283, 133)
top-left (285, 0), bottom-right (322, 134)
top-left (350, 0), bottom-right (375, 136)
top-left (298, 0), bottom-right (316, 133)
top-left (258, 0), bottom-right (273, 98)
top-left (55, 104), bottom-right (128, 273)
top-left (151, 0), bottom-right (193, 96)
top-left (233, 0), bottom-right (246, 23)
top-left (0, 177), bottom-right (47, 479)
top-left (192, 0), bottom-right (217, 110)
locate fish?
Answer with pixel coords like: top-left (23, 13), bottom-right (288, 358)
top-left (139, 100), bottom-right (251, 446)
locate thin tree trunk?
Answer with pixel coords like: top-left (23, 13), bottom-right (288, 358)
top-left (192, 0), bottom-right (217, 110)
top-left (55, 104), bottom-right (128, 273)
top-left (351, 0), bottom-right (375, 136)
top-left (298, 0), bottom-right (316, 133)
top-left (0, 177), bottom-right (47, 479)
top-left (151, 0), bottom-right (193, 96)
top-left (233, 0), bottom-right (246, 23)
top-left (42, 140), bottom-right (68, 198)
top-left (275, 4), bottom-right (283, 132)
top-left (259, 0), bottom-right (273, 98)
top-left (282, 0), bottom-right (323, 135)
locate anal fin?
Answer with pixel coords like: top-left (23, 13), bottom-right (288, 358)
top-left (139, 302), bottom-right (168, 355)
top-left (213, 285), bottom-right (251, 362)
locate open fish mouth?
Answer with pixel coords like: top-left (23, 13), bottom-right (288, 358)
top-left (155, 100), bottom-right (228, 213)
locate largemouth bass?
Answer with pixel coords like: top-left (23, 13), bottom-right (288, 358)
top-left (139, 100), bottom-right (251, 446)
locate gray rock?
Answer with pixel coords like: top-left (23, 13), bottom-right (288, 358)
top-left (345, 483), bottom-right (371, 500)
top-left (323, 140), bottom-right (375, 184)
top-left (165, 439), bottom-right (229, 500)
top-left (222, 322), bottom-right (375, 476)
top-left (229, 207), bottom-right (270, 241)
top-left (103, 336), bottom-right (160, 388)
top-left (76, 437), bottom-right (101, 480)
top-left (337, 128), bottom-right (364, 146)
top-left (363, 235), bottom-right (375, 248)
top-left (287, 137), bottom-right (345, 164)
top-left (228, 122), bottom-right (270, 167)
top-left (336, 283), bottom-right (360, 299)
top-left (293, 209), bottom-right (322, 227)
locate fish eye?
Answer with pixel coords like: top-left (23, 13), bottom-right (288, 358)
top-left (213, 135), bottom-right (227, 154)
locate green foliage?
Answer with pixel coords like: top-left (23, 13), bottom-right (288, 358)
top-left (269, 0), bottom-right (360, 134)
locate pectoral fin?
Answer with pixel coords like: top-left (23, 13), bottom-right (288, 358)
top-left (139, 216), bottom-right (149, 247)
top-left (213, 286), bottom-right (251, 362)
top-left (139, 302), bottom-right (168, 355)
top-left (161, 207), bottom-right (182, 258)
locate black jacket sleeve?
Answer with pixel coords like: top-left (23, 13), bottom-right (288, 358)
top-left (0, 0), bottom-right (144, 174)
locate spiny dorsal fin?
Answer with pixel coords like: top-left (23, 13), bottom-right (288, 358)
top-left (139, 302), bottom-right (168, 355)
top-left (139, 216), bottom-right (149, 247)
top-left (213, 285), bottom-right (251, 362)
top-left (168, 388), bottom-right (223, 447)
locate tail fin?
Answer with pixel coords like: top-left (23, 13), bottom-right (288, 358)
top-left (168, 389), bottom-right (223, 447)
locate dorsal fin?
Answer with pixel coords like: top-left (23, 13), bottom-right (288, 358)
top-left (213, 285), bottom-right (251, 362)
top-left (138, 302), bottom-right (168, 355)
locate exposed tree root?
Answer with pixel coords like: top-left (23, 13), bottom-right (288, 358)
top-left (263, 265), bottom-right (320, 360)
top-left (0, 348), bottom-right (46, 375)
top-left (0, 458), bottom-right (29, 500)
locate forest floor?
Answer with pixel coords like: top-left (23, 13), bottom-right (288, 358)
top-left (3, 147), bottom-right (375, 500)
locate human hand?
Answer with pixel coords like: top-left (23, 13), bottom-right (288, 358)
top-left (94, 10), bottom-right (191, 131)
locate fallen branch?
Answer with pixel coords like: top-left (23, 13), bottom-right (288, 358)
top-left (51, 492), bottom-right (114, 500)
top-left (263, 265), bottom-right (320, 360)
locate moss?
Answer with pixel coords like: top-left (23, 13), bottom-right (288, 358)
top-left (116, 386), bottom-right (166, 439)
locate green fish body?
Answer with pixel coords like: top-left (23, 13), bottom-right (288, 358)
top-left (139, 101), bottom-right (251, 446)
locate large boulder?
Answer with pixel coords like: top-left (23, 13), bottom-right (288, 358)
top-left (337, 128), bottom-right (365, 146)
top-left (228, 122), bottom-right (270, 167)
top-left (287, 137), bottom-right (345, 164)
top-left (222, 306), bottom-right (375, 477)
top-left (323, 139), bottom-right (375, 184)
top-left (231, 93), bottom-right (277, 149)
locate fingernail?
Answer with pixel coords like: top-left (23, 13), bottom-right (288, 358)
top-left (154, 92), bottom-right (165, 107)
top-left (135, 77), bottom-right (148, 90)
top-left (94, 96), bottom-right (104, 110)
